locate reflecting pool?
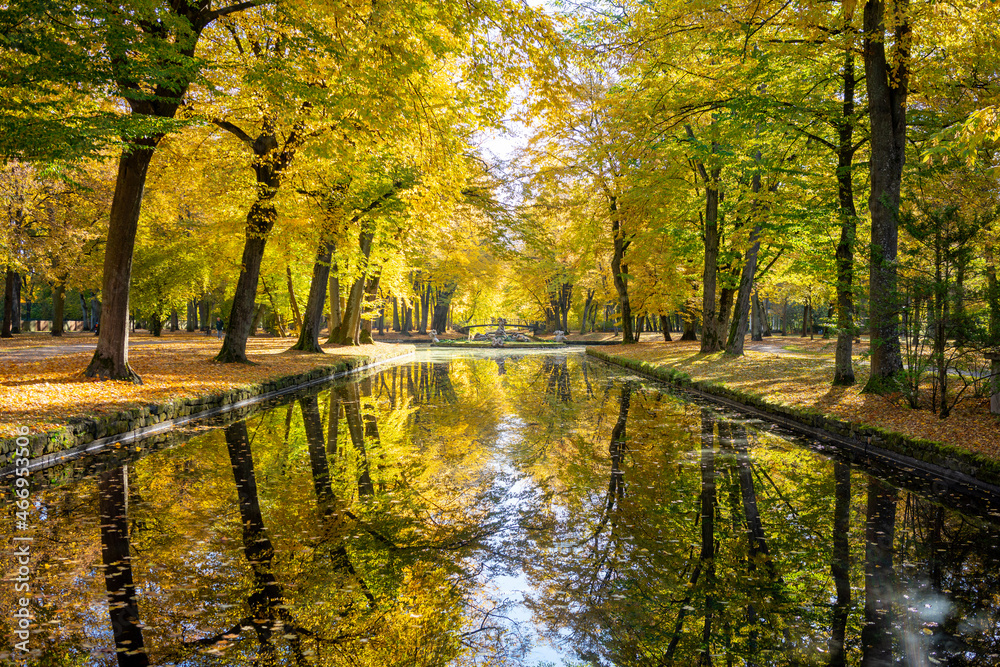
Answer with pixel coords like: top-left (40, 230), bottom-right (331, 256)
top-left (3, 349), bottom-right (1000, 666)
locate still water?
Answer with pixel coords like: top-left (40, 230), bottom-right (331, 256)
top-left (3, 349), bottom-right (1000, 666)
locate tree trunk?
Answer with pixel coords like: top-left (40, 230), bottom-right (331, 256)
top-left (610, 196), bottom-right (635, 344)
top-left (660, 315), bottom-right (672, 341)
top-left (81, 292), bottom-right (92, 331)
top-left (559, 283), bottom-right (572, 332)
top-left (418, 283), bottom-right (431, 334)
top-left (286, 265), bottom-right (302, 332)
top-left (250, 303), bottom-right (264, 336)
top-left (986, 243), bottom-right (1000, 347)
top-left (681, 304), bottom-right (699, 341)
top-left (862, 0), bottom-right (908, 393)
top-left (12, 273), bottom-right (22, 333)
top-left (85, 142), bottom-right (159, 383)
top-left (834, 47), bottom-right (860, 386)
top-left (169, 309), bottom-right (178, 331)
top-left (431, 280), bottom-right (457, 333)
top-left (291, 237), bottom-right (334, 353)
top-left (725, 164), bottom-right (764, 356)
top-left (6, 266), bottom-right (21, 338)
top-left (3, 269), bottom-right (17, 337)
top-left (580, 288), bottom-right (595, 335)
top-left (329, 267), bottom-right (341, 329)
top-left (149, 312), bottom-right (162, 337)
top-left (199, 298), bottom-right (210, 333)
top-left (332, 229), bottom-right (376, 346)
top-left (692, 132), bottom-right (725, 353)
top-left (186, 299), bottom-right (196, 331)
top-left (51, 279), bottom-right (66, 337)
top-left (216, 193), bottom-right (279, 363)
top-left (392, 296), bottom-right (400, 332)
top-left (751, 291), bottom-right (763, 341)
top-left (92, 298), bottom-right (101, 335)
top-left (360, 272), bottom-right (380, 344)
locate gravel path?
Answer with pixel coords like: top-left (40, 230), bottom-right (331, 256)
top-left (0, 337), bottom-right (218, 363)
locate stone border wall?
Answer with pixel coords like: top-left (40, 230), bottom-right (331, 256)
top-left (0, 346), bottom-right (414, 476)
top-left (588, 348), bottom-right (1000, 493)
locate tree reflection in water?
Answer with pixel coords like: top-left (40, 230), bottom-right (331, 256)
top-left (5, 351), bottom-right (1000, 666)
top-left (97, 466), bottom-right (149, 667)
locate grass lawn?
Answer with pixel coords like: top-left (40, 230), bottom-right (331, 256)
top-left (0, 332), bottom-right (409, 439)
top-left (600, 335), bottom-right (1000, 461)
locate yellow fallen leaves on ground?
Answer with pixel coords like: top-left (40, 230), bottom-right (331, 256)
top-left (611, 337), bottom-right (1000, 461)
top-left (0, 332), bottom-right (407, 439)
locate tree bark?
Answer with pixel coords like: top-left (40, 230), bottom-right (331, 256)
top-left (580, 288), bottom-right (595, 335)
top-left (986, 243), bottom-right (1000, 347)
top-left (751, 291), bottom-right (763, 341)
top-left (660, 315), bottom-right (672, 341)
top-left (51, 278), bottom-right (66, 336)
top-left (326, 270), bottom-right (341, 343)
top-left (360, 271), bottom-right (380, 344)
top-left (610, 196), bottom-right (635, 343)
top-left (290, 237), bottom-right (334, 353)
top-left (431, 280), bottom-right (457, 333)
top-left (834, 46), bottom-right (860, 386)
top-left (199, 298), bottom-right (210, 333)
top-left (419, 282), bottom-right (431, 334)
top-left (85, 143), bottom-right (158, 382)
top-left (286, 265), bottom-right (302, 332)
top-left (688, 128), bottom-right (726, 353)
top-left (681, 302), bottom-right (699, 341)
top-left (332, 229), bottom-right (376, 346)
top-left (149, 312), bottom-right (162, 336)
top-left (2, 268), bottom-right (18, 337)
top-left (862, 0), bottom-right (909, 393)
top-left (725, 164), bottom-right (764, 356)
top-left (216, 194), bottom-right (279, 363)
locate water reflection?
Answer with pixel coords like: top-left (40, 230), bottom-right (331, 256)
top-left (3, 349), bottom-right (1000, 666)
top-left (98, 467), bottom-right (148, 666)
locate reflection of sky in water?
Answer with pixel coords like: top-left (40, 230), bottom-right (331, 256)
top-left (471, 413), bottom-right (571, 666)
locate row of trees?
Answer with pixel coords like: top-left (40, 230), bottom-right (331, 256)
top-left (1, 0), bottom-right (560, 381)
top-left (3, 0), bottom-right (999, 404)
top-left (506, 0), bottom-right (1000, 399)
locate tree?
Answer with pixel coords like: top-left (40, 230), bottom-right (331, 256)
top-left (861, 0), bottom-right (909, 393)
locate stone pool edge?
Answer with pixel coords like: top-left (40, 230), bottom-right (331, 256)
top-left (587, 347), bottom-right (1000, 494)
top-left (0, 345), bottom-right (415, 474)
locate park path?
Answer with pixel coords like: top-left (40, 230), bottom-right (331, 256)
top-left (0, 337), bottom-right (219, 363)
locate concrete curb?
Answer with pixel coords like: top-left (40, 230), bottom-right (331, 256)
top-left (587, 347), bottom-right (1000, 495)
top-left (1, 347), bottom-right (414, 476)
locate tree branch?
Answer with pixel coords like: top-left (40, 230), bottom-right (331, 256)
top-left (212, 118), bottom-right (255, 148)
